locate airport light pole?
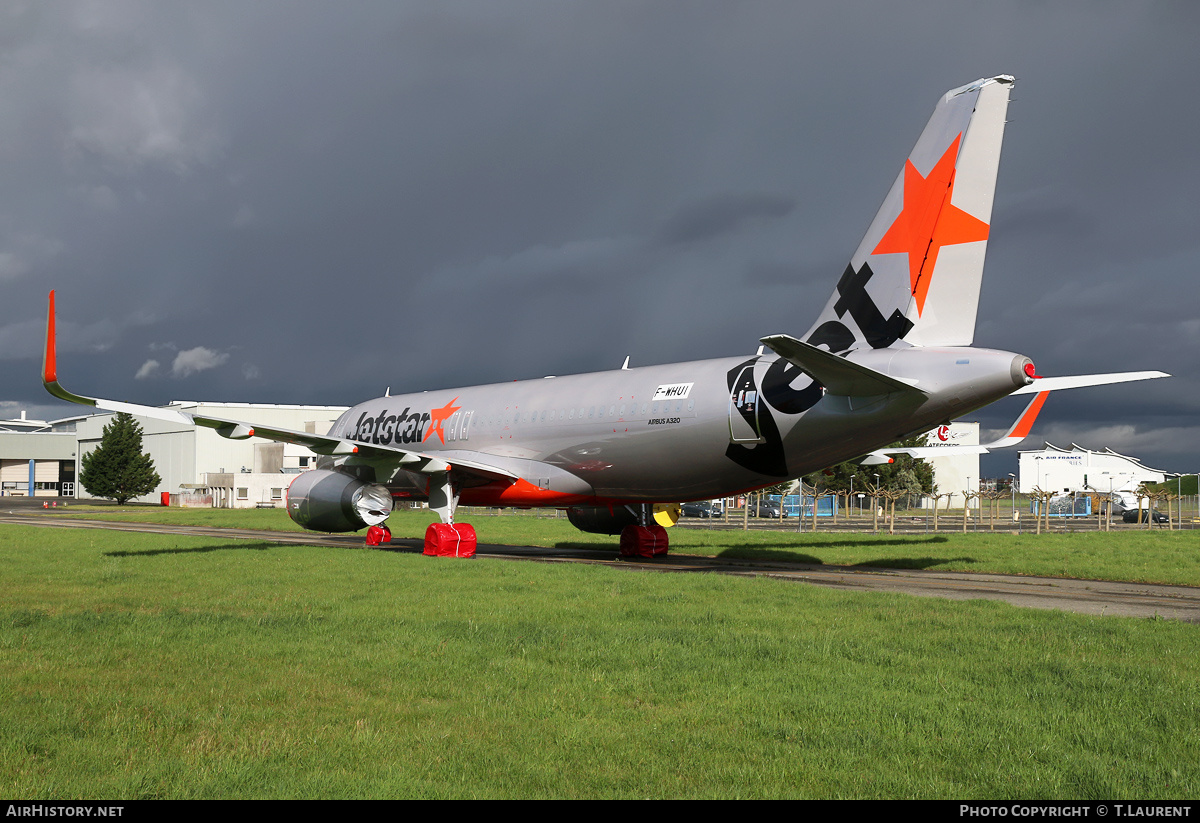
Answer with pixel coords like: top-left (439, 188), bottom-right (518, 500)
top-left (1108, 476), bottom-right (1113, 532)
top-left (966, 476), bottom-right (971, 527)
top-left (873, 473), bottom-right (880, 532)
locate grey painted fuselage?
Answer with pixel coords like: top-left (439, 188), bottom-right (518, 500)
top-left (327, 344), bottom-right (1031, 506)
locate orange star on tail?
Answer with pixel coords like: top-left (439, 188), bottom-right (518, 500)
top-left (871, 133), bottom-right (990, 315)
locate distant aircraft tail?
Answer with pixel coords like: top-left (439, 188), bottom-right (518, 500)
top-left (802, 75), bottom-right (1014, 352)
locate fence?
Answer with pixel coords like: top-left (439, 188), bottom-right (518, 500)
top-left (431, 493), bottom-right (1200, 532)
top-left (1031, 495), bottom-right (1092, 517)
top-left (766, 494), bottom-right (837, 517)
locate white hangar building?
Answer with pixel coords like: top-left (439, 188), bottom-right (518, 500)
top-left (73, 402), bottom-right (347, 507)
top-left (917, 421), bottom-right (981, 507)
top-left (1017, 443), bottom-right (1169, 495)
top-left (0, 412), bottom-right (79, 497)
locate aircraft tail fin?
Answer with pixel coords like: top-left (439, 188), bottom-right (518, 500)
top-left (802, 75), bottom-right (1014, 352)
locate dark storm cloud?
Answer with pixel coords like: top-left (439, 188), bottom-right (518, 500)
top-left (657, 192), bottom-right (797, 245)
top-left (2, 1), bottom-right (1198, 473)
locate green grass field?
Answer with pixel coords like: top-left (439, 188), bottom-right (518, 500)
top-left (32, 504), bottom-right (1200, 587)
top-left (2, 516), bottom-right (1200, 798)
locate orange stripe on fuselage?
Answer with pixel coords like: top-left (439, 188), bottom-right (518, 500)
top-left (459, 478), bottom-right (592, 508)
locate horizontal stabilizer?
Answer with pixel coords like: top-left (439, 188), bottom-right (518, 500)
top-left (1011, 371), bottom-right (1169, 394)
top-left (858, 367), bottom-right (1171, 465)
top-left (760, 334), bottom-right (925, 397)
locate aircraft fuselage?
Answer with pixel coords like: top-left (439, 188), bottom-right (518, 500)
top-left (327, 345), bottom-right (1033, 507)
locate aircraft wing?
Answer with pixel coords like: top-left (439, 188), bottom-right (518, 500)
top-left (41, 291), bottom-right (517, 484)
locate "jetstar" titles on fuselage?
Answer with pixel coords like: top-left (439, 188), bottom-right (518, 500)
top-left (347, 397), bottom-right (463, 447)
top-left (348, 408), bottom-right (431, 445)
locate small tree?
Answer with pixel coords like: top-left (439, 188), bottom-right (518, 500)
top-left (80, 412), bottom-right (162, 504)
top-left (802, 434), bottom-right (934, 500)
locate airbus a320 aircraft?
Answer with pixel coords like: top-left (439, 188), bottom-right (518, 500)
top-left (43, 76), bottom-right (1167, 556)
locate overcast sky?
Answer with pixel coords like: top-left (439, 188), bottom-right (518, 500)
top-left (2, 1), bottom-right (1197, 478)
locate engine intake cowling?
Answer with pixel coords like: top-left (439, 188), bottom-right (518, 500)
top-left (286, 469), bottom-right (393, 533)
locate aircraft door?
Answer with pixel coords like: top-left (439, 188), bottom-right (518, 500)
top-left (728, 364), bottom-right (766, 444)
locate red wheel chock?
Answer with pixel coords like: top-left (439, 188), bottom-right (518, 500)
top-left (423, 523), bottom-right (477, 557)
top-left (619, 524), bottom-right (669, 558)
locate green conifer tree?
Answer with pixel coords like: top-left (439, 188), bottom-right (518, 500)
top-left (79, 412), bottom-right (162, 504)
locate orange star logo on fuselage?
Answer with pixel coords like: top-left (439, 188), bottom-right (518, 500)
top-left (423, 397), bottom-right (462, 445)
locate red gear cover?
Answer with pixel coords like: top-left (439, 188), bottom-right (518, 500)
top-left (423, 523), bottom-right (478, 558)
top-left (365, 524), bottom-right (391, 546)
top-left (619, 524), bottom-right (669, 558)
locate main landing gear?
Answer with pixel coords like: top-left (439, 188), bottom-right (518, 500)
top-left (422, 470), bottom-right (477, 558)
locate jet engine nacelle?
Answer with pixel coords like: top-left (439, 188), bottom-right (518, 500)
top-left (566, 505), bottom-right (640, 535)
top-left (286, 469), bottom-right (393, 533)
